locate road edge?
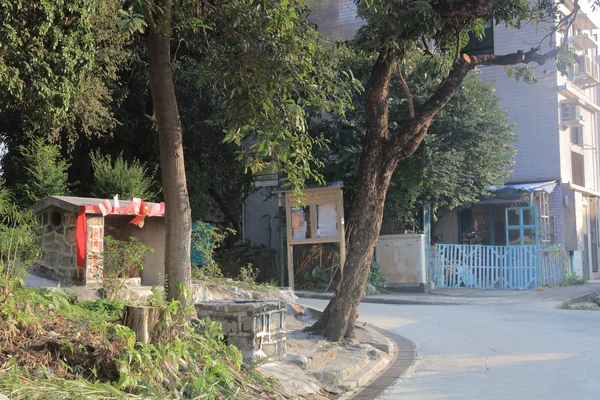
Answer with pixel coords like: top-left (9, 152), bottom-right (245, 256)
top-left (303, 306), bottom-right (419, 399)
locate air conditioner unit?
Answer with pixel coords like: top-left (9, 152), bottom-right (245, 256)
top-left (561, 104), bottom-right (584, 127)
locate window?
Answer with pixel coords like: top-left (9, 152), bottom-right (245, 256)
top-left (572, 152), bottom-right (585, 186)
top-left (462, 22), bottom-right (494, 55)
top-left (571, 126), bottom-right (583, 145)
top-left (562, 105), bottom-right (582, 121)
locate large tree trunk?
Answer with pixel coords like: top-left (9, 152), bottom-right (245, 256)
top-left (147, 0), bottom-right (192, 306)
top-left (311, 52), bottom-right (472, 342)
top-left (310, 51), bottom-right (400, 341)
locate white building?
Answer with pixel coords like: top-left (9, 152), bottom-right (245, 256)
top-left (433, 1), bottom-right (600, 280)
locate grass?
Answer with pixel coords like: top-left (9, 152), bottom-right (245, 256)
top-left (562, 294), bottom-right (600, 311)
top-left (0, 283), bottom-right (282, 399)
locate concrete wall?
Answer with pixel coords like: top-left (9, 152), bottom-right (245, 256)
top-left (36, 207), bottom-right (79, 281)
top-left (244, 189), bottom-right (280, 249)
top-left (121, 217), bottom-right (166, 286)
top-left (309, 0), bottom-right (363, 41)
top-left (478, 20), bottom-right (561, 183)
top-left (104, 215), bottom-right (166, 286)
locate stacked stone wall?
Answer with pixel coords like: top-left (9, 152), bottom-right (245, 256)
top-left (37, 207), bottom-right (78, 280)
top-left (195, 300), bottom-right (286, 364)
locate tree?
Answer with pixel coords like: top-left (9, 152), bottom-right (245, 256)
top-left (314, 51), bottom-right (515, 233)
top-left (310, 0), bottom-right (578, 341)
top-left (90, 151), bottom-right (159, 201)
top-left (120, 0), bottom-right (358, 304)
top-left (15, 138), bottom-right (71, 206)
top-left (0, 0), bottom-right (131, 194)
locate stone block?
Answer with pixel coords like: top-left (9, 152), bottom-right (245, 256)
top-left (65, 227), bottom-right (77, 245)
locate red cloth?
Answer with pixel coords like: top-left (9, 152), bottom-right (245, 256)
top-left (76, 207), bottom-right (87, 278)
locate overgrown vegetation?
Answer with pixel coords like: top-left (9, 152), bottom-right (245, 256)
top-left (14, 138), bottom-right (71, 206)
top-left (191, 222), bottom-right (276, 291)
top-left (563, 294), bottom-right (600, 311)
top-left (90, 151), bottom-right (158, 201)
top-left (0, 283), bottom-right (268, 399)
top-left (0, 188), bottom-right (40, 296)
top-left (366, 260), bottom-right (386, 292)
top-left (561, 270), bottom-right (585, 286)
top-left (98, 236), bottom-right (154, 300)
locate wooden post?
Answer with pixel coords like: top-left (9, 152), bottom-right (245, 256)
top-left (122, 305), bottom-right (162, 344)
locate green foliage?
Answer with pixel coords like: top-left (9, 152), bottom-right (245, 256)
top-left (90, 151), bottom-right (158, 200)
top-left (314, 51), bottom-right (516, 231)
top-left (0, 284), bottom-right (251, 399)
top-left (304, 267), bottom-right (329, 285)
top-left (168, 0), bottom-right (360, 194)
top-left (0, 188), bottom-right (40, 293)
top-left (561, 270), bottom-right (585, 286)
top-left (15, 138), bottom-right (71, 206)
top-left (367, 259), bottom-right (386, 290)
top-left (98, 236), bottom-right (154, 300)
top-left (1, 0), bottom-right (131, 199)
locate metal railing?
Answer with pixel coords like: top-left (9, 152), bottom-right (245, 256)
top-left (433, 244), bottom-right (538, 290)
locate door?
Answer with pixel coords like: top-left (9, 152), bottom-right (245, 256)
top-left (505, 207), bottom-right (538, 246)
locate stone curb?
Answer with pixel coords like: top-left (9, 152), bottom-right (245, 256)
top-left (303, 306), bottom-right (419, 399)
top-left (564, 291), bottom-right (599, 305)
top-left (297, 291), bottom-right (464, 306)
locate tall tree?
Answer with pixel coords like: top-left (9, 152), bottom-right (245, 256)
top-left (314, 52), bottom-right (516, 233)
top-left (120, 0), bottom-right (358, 303)
top-left (310, 0), bottom-right (577, 341)
top-left (144, 0), bottom-right (192, 304)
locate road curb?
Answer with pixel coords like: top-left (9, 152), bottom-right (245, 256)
top-left (564, 291), bottom-right (599, 305)
top-left (297, 291), bottom-right (463, 306)
top-left (303, 306), bottom-right (419, 399)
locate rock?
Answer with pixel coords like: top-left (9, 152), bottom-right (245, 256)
top-left (366, 283), bottom-right (377, 295)
top-left (286, 303), bottom-right (306, 316)
top-left (286, 353), bottom-right (308, 369)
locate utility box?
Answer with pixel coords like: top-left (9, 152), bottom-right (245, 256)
top-left (375, 234), bottom-right (427, 292)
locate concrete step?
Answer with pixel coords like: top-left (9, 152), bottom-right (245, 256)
top-left (338, 352), bottom-right (390, 393)
top-left (286, 344), bottom-right (338, 370)
top-left (310, 345), bottom-right (374, 394)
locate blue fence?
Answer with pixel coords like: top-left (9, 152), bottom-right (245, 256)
top-left (432, 244), bottom-right (552, 290)
top-left (538, 245), bottom-right (569, 287)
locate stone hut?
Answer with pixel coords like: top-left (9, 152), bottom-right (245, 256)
top-left (32, 196), bottom-right (166, 287)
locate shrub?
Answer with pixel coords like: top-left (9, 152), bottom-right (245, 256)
top-left (0, 188), bottom-right (40, 298)
top-left (90, 150), bottom-right (158, 200)
top-left (97, 236), bottom-right (154, 300)
top-left (561, 270), bottom-right (585, 286)
top-left (15, 138), bottom-right (70, 206)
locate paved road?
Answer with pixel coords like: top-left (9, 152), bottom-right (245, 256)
top-left (300, 299), bottom-right (600, 400)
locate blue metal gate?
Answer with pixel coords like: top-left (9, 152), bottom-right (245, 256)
top-left (433, 244), bottom-right (538, 289)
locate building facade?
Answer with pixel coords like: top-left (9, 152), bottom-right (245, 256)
top-left (433, 1), bottom-right (600, 280)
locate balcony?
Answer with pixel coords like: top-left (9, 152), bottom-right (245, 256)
top-left (561, 104), bottom-right (584, 127)
top-left (572, 54), bottom-right (600, 89)
top-left (570, 33), bottom-right (599, 50)
top-left (573, 13), bottom-right (598, 32)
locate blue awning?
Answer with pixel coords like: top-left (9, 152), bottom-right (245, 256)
top-left (489, 180), bottom-right (557, 200)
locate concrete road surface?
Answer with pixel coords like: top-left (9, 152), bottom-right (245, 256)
top-left (300, 299), bottom-right (600, 400)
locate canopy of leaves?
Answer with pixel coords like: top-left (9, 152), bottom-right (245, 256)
top-left (168, 0), bottom-right (361, 192)
top-left (314, 50), bottom-right (515, 231)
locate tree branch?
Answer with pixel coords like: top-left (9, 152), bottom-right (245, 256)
top-left (387, 45), bottom-right (562, 163)
top-left (144, 4), bottom-right (157, 31)
top-left (395, 62), bottom-right (415, 119)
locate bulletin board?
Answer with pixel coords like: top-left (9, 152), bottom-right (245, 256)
top-left (284, 186), bottom-right (345, 289)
